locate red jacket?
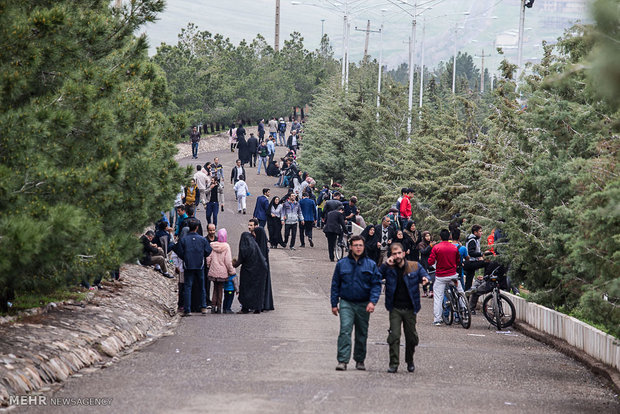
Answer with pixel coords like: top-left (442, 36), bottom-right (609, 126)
top-left (399, 195), bottom-right (412, 219)
top-left (428, 241), bottom-right (460, 277)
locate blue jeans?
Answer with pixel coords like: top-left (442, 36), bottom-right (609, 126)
top-left (206, 202), bottom-right (219, 226)
top-left (191, 142), bottom-right (199, 158)
top-left (184, 269), bottom-right (206, 313)
top-left (278, 131), bottom-right (286, 146)
top-left (337, 299), bottom-right (370, 363)
top-left (223, 290), bottom-right (235, 311)
top-left (257, 156), bottom-right (268, 174)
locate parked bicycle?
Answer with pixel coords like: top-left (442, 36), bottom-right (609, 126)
top-left (441, 279), bottom-right (471, 329)
top-left (481, 273), bottom-right (516, 330)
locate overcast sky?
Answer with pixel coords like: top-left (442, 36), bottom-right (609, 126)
top-left (143, 0), bottom-right (592, 72)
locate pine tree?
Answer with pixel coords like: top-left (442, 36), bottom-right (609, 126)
top-left (0, 0), bottom-right (185, 307)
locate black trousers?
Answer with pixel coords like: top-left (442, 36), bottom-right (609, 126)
top-left (464, 260), bottom-right (486, 291)
top-left (326, 232), bottom-right (339, 261)
top-left (299, 221), bottom-right (314, 245)
top-left (284, 223), bottom-right (297, 247)
top-left (250, 152), bottom-right (257, 167)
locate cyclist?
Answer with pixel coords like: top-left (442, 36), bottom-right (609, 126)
top-left (468, 251), bottom-right (507, 314)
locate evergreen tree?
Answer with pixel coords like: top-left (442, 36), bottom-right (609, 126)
top-left (0, 0), bottom-right (185, 308)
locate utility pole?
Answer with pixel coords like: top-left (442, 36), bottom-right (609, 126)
top-left (275, 0), bottom-right (281, 52)
top-left (341, 14), bottom-right (347, 88)
top-left (355, 20), bottom-right (380, 62)
top-left (321, 19), bottom-right (325, 39)
top-left (475, 49), bottom-right (491, 93)
top-left (344, 19), bottom-right (351, 91)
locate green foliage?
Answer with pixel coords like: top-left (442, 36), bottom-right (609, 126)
top-left (152, 24), bottom-right (339, 126)
top-left (0, 0), bottom-right (185, 301)
top-left (302, 4), bottom-right (619, 337)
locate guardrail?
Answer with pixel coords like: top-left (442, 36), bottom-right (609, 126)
top-left (502, 291), bottom-right (619, 371)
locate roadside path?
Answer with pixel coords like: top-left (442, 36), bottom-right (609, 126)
top-left (21, 141), bottom-right (619, 413)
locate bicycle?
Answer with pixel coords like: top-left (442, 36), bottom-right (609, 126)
top-left (441, 279), bottom-right (471, 329)
top-left (333, 232), bottom-right (350, 261)
top-left (481, 273), bottom-right (516, 330)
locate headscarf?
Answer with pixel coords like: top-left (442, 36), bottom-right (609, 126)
top-left (217, 228), bottom-right (227, 243)
top-left (360, 225), bottom-right (375, 242)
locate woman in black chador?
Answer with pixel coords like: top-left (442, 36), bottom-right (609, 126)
top-left (253, 227), bottom-right (274, 311)
top-left (233, 232), bottom-right (268, 313)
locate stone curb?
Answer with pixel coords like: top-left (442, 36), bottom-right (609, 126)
top-left (0, 265), bottom-right (178, 406)
top-left (514, 321), bottom-right (620, 394)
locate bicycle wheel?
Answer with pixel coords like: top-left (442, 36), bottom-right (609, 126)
top-left (482, 293), bottom-right (497, 327)
top-left (442, 291), bottom-right (453, 325)
top-left (334, 243), bottom-right (343, 261)
top-left (496, 294), bottom-right (516, 328)
top-left (457, 293), bottom-right (471, 329)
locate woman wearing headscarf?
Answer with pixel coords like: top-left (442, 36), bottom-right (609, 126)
top-left (237, 123), bottom-right (250, 165)
top-left (403, 220), bottom-right (422, 262)
top-left (360, 224), bottom-right (380, 263)
top-left (253, 226), bottom-right (275, 311)
top-left (206, 229), bottom-right (235, 314)
top-left (233, 232), bottom-right (268, 313)
top-left (418, 231), bottom-right (434, 297)
top-left (267, 196), bottom-right (284, 248)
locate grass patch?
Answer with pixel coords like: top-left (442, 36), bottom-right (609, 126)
top-left (1, 287), bottom-right (89, 316)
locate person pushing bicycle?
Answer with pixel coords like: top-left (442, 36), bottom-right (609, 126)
top-left (468, 251), bottom-right (508, 314)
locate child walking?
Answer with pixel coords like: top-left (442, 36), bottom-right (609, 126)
top-left (233, 175), bottom-right (249, 214)
top-left (222, 273), bottom-right (238, 314)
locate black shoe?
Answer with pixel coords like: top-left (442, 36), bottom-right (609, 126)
top-left (280, 243), bottom-right (287, 248)
top-left (387, 366), bottom-right (398, 373)
top-left (407, 362), bottom-right (415, 373)
top-left (181, 312), bottom-right (191, 317)
top-left (309, 238), bottom-right (314, 247)
top-left (162, 272), bottom-right (174, 279)
top-left (253, 310), bottom-right (261, 314)
top-left (237, 308), bottom-right (250, 314)
top-left (300, 244), bottom-right (305, 248)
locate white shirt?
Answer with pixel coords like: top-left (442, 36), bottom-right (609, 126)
top-left (193, 170), bottom-right (209, 190)
top-left (234, 180), bottom-right (249, 197)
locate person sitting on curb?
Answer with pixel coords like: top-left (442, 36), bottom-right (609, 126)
top-left (139, 230), bottom-right (173, 278)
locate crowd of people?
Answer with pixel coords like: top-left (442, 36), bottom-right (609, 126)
top-left (141, 119), bottom-right (514, 373)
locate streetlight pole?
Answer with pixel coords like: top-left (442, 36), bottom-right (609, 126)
top-left (452, 24), bottom-right (457, 94)
top-left (418, 18), bottom-right (425, 110)
top-left (321, 19), bottom-right (325, 39)
top-left (407, 15), bottom-right (416, 136)
top-left (341, 14), bottom-right (347, 88)
top-left (344, 19), bottom-right (351, 91)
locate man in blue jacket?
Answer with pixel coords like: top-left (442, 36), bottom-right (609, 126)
top-left (330, 235), bottom-right (382, 371)
top-left (380, 242), bottom-right (428, 373)
top-left (176, 219), bottom-right (212, 317)
top-left (253, 188), bottom-right (270, 228)
top-left (298, 192), bottom-right (317, 247)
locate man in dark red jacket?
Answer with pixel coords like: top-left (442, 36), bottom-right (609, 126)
top-left (428, 229), bottom-right (463, 325)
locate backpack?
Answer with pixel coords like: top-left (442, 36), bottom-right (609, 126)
top-left (278, 122), bottom-right (286, 132)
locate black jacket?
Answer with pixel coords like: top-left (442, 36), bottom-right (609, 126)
top-left (323, 210), bottom-right (347, 235)
top-left (139, 235), bottom-right (159, 265)
top-left (374, 224), bottom-right (397, 248)
top-left (230, 165), bottom-right (247, 183)
top-left (247, 136), bottom-right (259, 154)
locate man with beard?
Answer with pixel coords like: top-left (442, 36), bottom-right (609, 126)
top-left (380, 242), bottom-right (428, 373)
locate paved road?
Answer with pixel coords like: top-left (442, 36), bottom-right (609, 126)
top-left (22, 140), bottom-right (619, 413)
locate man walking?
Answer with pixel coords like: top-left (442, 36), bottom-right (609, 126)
top-left (331, 235), bottom-right (382, 371)
top-left (268, 117), bottom-right (278, 140)
top-left (247, 133), bottom-right (259, 168)
top-left (380, 243), bottom-right (428, 373)
top-left (299, 192), bottom-right (317, 247)
top-left (230, 159), bottom-right (246, 185)
top-left (277, 117), bottom-right (287, 146)
top-left (176, 219), bottom-right (212, 316)
top-left (323, 205), bottom-right (347, 262)
top-left (253, 188), bottom-right (270, 228)
top-left (428, 229), bottom-right (464, 325)
top-left (190, 126), bottom-right (200, 159)
top-left (193, 165), bottom-right (210, 212)
top-left (281, 194), bottom-right (304, 250)
top-left (257, 140), bottom-right (269, 175)
top-left (399, 188), bottom-right (414, 230)
top-left (258, 119), bottom-right (265, 142)
top-left (267, 137), bottom-right (276, 164)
